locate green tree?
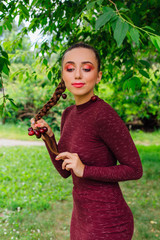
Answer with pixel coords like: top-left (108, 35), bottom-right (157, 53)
top-left (0, 0), bottom-right (160, 126)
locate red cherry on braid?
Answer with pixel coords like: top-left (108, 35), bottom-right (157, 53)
top-left (39, 128), bottom-right (45, 133)
top-left (34, 130), bottom-right (41, 138)
top-left (28, 130), bottom-right (35, 136)
top-left (43, 127), bottom-right (48, 132)
top-left (62, 93), bottom-right (67, 99)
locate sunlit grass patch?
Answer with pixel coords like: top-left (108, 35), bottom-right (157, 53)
top-left (0, 145), bottom-right (159, 239)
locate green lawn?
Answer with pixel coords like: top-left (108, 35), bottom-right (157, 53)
top-left (0, 145), bottom-right (160, 240)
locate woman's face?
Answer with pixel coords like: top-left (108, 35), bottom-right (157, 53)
top-left (62, 48), bottom-right (102, 104)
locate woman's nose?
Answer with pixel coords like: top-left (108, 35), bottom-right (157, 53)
top-left (75, 67), bottom-right (82, 79)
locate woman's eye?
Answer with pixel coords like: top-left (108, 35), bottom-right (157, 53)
top-left (82, 68), bottom-right (91, 72)
top-left (66, 68), bottom-right (74, 72)
top-left (82, 65), bottom-right (93, 72)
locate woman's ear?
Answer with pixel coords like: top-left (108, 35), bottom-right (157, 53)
top-left (96, 71), bottom-right (102, 84)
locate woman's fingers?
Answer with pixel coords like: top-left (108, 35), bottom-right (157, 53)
top-left (62, 159), bottom-right (72, 170)
top-left (30, 118), bottom-right (47, 129)
top-left (56, 152), bottom-right (76, 160)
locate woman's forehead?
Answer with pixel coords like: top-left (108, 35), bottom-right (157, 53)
top-left (63, 48), bottom-right (97, 63)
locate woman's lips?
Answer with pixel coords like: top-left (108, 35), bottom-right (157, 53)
top-left (72, 83), bottom-right (85, 88)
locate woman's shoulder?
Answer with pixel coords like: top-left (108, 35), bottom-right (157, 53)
top-left (62, 105), bottom-right (74, 118)
top-left (96, 97), bottom-right (119, 116)
top-left (96, 97), bottom-right (124, 125)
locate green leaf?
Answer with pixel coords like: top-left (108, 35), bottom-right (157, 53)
top-left (114, 18), bottom-right (129, 47)
top-left (5, 94), bottom-right (9, 99)
top-left (150, 35), bottom-right (160, 52)
top-left (0, 2), bottom-right (6, 12)
top-left (5, 21), bottom-right (12, 31)
top-left (8, 99), bottom-right (18, 109)
top-left (97, 0), bottom-right (103, 5)
top-left (139, 69), bottom-right (150, 79)
top-left (143, 26), bottom-right (155, 32)
top-left (0, 57), bottom-right (4, 72)
top-left (123, 77), bottom-right (141, 92)
top-left (19, 72), bottom-right (23, 81)
top-left (0, 26), bottom-right (3, 35)
top-left (139, 60), bottom-right (150, 69)
top-left (130, 27), bottom-right (140, 47)
top-left (2, 64), bottom-right (9, 76)
top-left (110, 16), bottom-right (119, 31)
top-left (20, 3), bottom-right (29, 18)
top-left (86, 1), bottom-right (95, 10)
top-left (31, 0), bottom-right (38, 7)
top-left (1, 51), bottom-right (8, 59)
top-left (119, 8), bottom-right (129, 12)
top-left (48, 71), bottom-right (52, 81)
top-left (103, 7), bottom-right (114, 13)
top-left (21, 55), bottom-right (25, 62)
top-left (0, 104), bottom-right (4, 116)
top-left (121, 70), bottom-right (133, 82)
top-left (95, 11), bottom-right (115, 31)
top-left (43, 58), bottom-right (48, 66)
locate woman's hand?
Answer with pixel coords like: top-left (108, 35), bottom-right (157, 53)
top-left (30, 118), bottom-right (54, 139)
top-left (55, 152), bottom-right (85, 178)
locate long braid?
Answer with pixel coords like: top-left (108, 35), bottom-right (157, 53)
top-left (34, 79), bottom-right (66, 155)
top-left (35, 79), bottom-right (66, 121)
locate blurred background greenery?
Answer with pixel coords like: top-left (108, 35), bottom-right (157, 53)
top-left (0, 1), bottom-right (160, 239)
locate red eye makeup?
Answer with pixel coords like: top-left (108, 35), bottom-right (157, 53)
top-left (65, 64), bottom-right (75, 71)
top-left (82, 64), bottom-right (94, 72)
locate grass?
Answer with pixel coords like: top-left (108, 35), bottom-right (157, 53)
top-left (0, 124), bottom-right (160, 239)
top-left (0, 122), bottom-right (60, 141)
top-left (0, 145), bottom-right (159, 239)
top-left (0, 146), bottom-right (72, 240)
top-left (130, 129), bottom-right (160, 146)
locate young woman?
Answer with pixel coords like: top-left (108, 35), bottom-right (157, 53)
top-left (30, 42), bottom-right (143, 240)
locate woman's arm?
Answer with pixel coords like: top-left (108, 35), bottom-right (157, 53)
top-left (43, 134), bottom-right (71, 179)
top-left (83, 106), bottom-right (143, 182)
top-left (33, 108), bottom-right (71, 179)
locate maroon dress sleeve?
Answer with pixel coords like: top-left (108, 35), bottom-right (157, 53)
top-left (43, 108), bottom-right (71, 179)
top-left (83, 105), bottom-right (143, 182)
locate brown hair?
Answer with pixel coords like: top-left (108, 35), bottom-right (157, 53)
top-left (34, 42), bottom-right (101, 154)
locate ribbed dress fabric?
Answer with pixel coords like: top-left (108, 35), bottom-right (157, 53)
top-left (44, 96), bottom-right (143, 240)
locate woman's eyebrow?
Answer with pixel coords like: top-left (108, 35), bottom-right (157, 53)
top-left (81, 61), bottom-right (94, 65)
top-left (65, 61), bottom-right (75, 65)
top-left (65, 61), bottom-right (94, 65)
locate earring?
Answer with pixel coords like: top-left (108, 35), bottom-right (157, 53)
top-left (62, 93), bottom-right (67, 99)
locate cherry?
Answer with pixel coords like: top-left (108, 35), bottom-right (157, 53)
top-left (42, 127), bottom-right (48, 132)
top-left (28, 130), bottom-right (35, 136)
top-left (91, 95), bottom-right (97, 102)
top-left (28, 125), bottom-right (48, 139)
top-left (34, 130), bottom-right (41, 138)
top-left (39, 128), bottom-right (45, 133)
top-left (62, 93), bottom-right (67, 99)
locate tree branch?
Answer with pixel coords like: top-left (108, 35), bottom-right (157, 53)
top-left (108, 0), bottom-right (119, 13)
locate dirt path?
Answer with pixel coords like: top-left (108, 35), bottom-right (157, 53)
top-left (0, 139), bottom-right (159, 147)
top-left (0, 138), bottom-right (45, 147)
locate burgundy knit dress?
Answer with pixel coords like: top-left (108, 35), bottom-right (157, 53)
top-left (44, 96), bottom-right (143, 240)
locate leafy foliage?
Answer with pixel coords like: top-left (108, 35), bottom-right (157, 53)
top-left (0, 0), bottom-right (160, 126)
